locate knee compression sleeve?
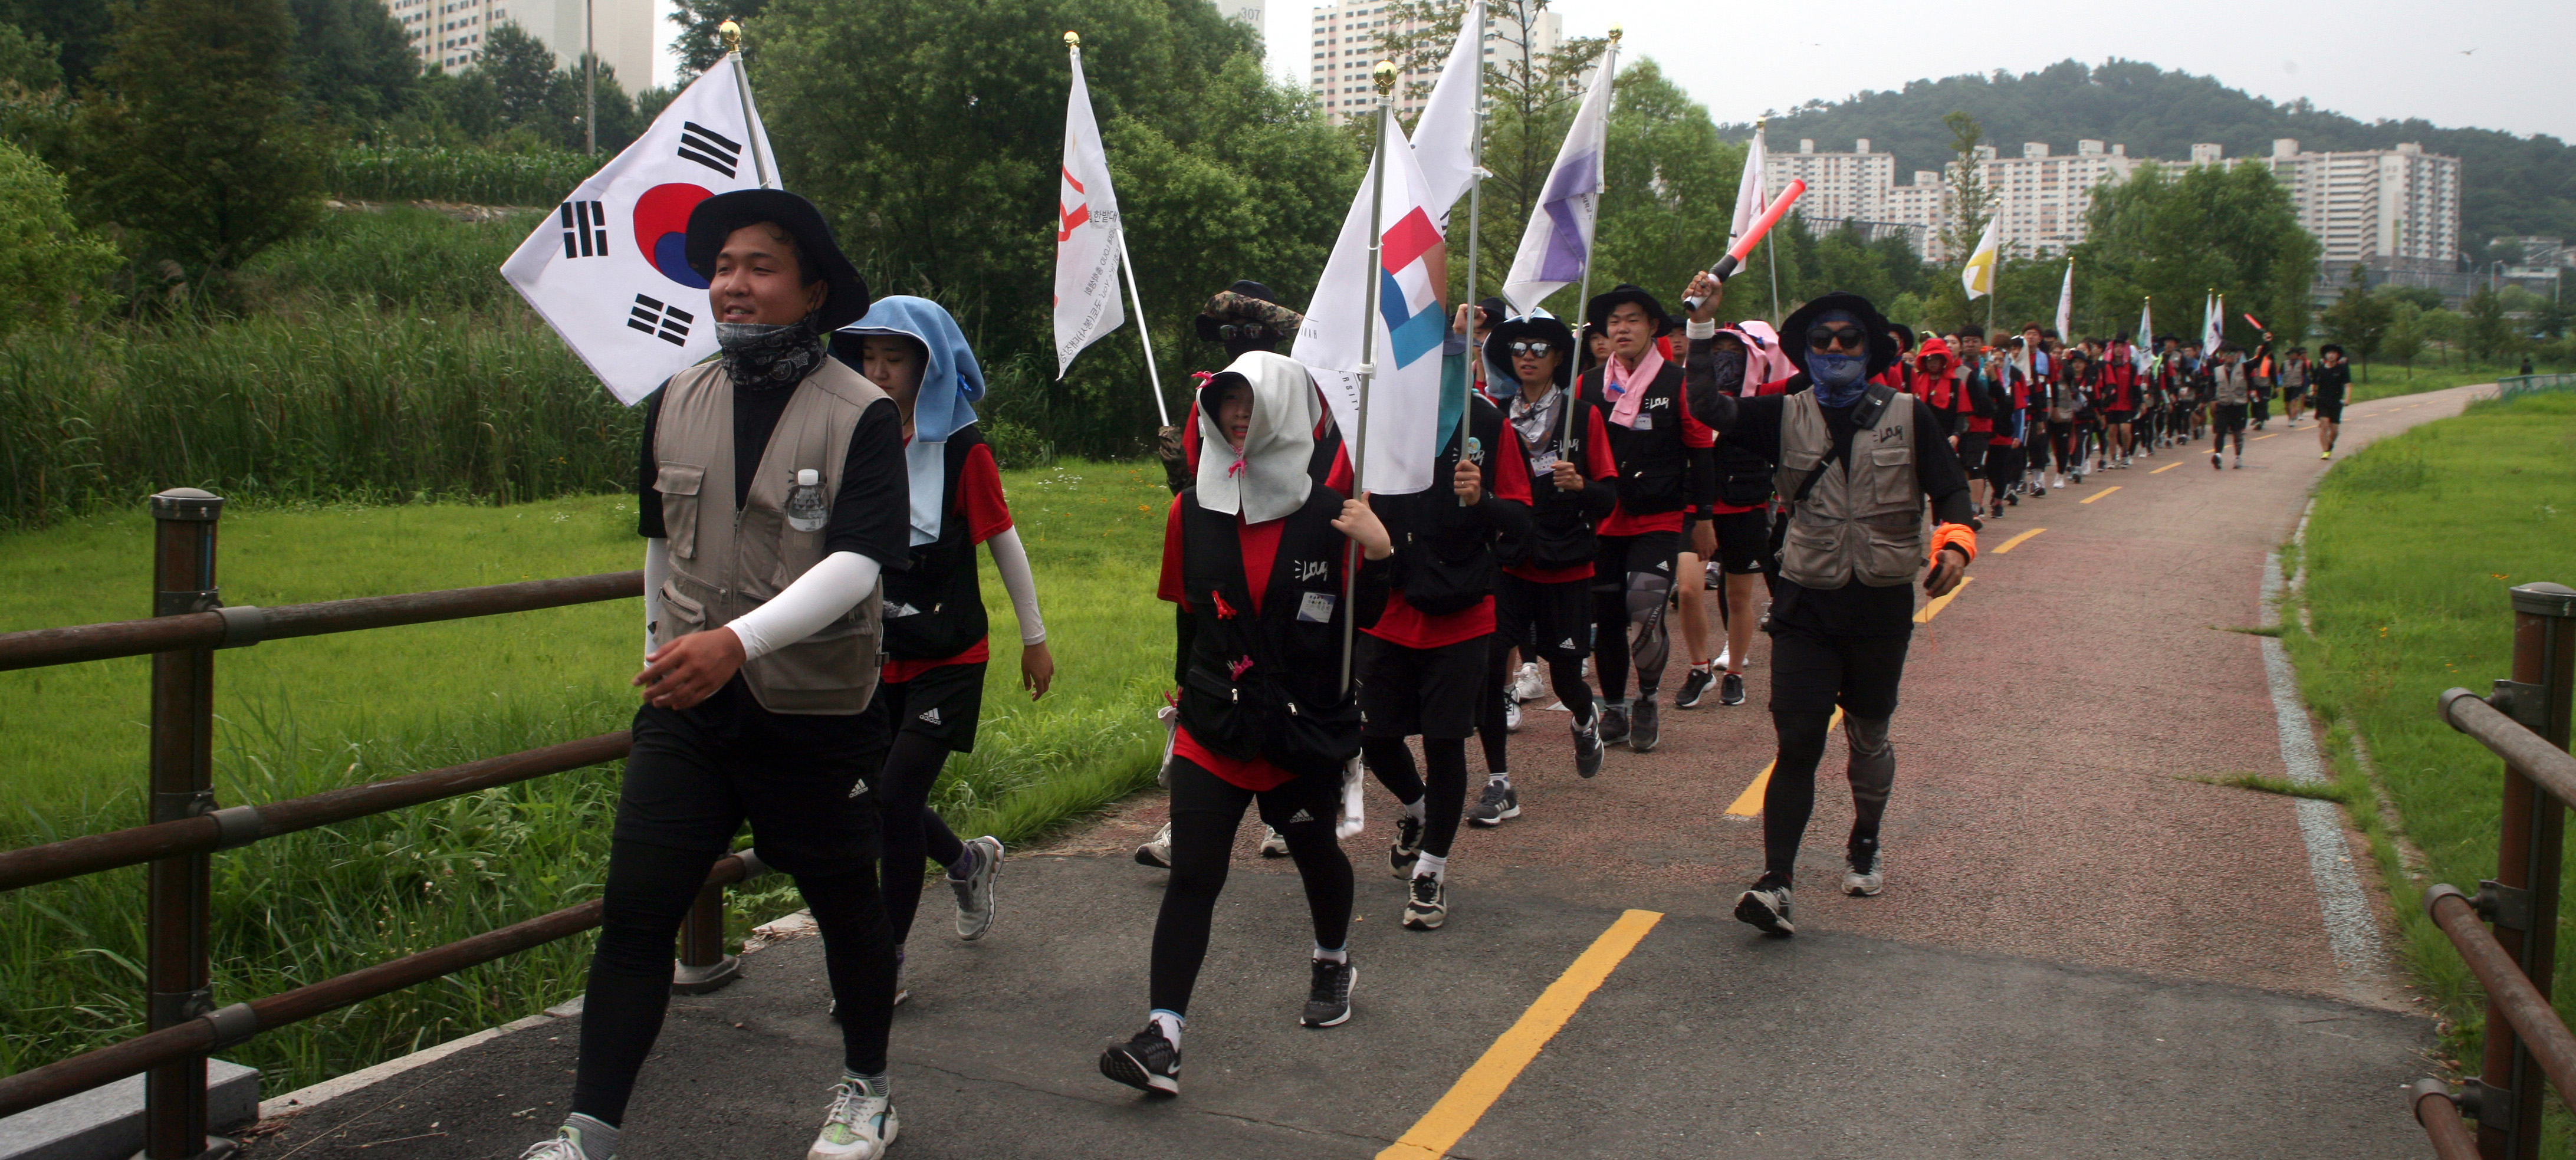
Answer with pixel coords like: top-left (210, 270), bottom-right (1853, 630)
top-left (1625, 571), bottom-right (1673, 695)
top-left (1845, 715), bottom-right (1895, 850)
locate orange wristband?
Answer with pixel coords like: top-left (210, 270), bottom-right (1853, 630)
top-left (1929, 521), bottom-right (1977, 566)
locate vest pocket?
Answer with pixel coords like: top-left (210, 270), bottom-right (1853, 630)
top-left (1859, 513), bottom-right (1925, 586)
top-left (656, 580), bottom-right (707, 649)
top-left (655, 462), bottom-right (707, 560)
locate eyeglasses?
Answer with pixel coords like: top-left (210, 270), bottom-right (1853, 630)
top-left (1505, 340), bottom-right (1556, 358)
top-left (1806, 325), bottom-right (1867, 352)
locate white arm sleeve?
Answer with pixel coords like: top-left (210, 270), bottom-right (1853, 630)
top-left (643, 536), bottom-right (671, 659)
top-left (985, 527), bottom-right (1047, 645)
top-left (725, 551), bottom-right (883, 662)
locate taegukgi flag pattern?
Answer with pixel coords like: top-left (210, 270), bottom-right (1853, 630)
top-left (1500, 50), bottom-right (1612, 315)
top-left (502, 55), bottom-right (778, 406)
top-left (1293, 110), bottom-right (1451, 497)
top-left (1052, 40), bottom-right (1125, 378)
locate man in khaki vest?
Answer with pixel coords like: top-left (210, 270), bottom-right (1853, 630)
top-left (1680, 278), bottom-right (1979, 938)
top-left (519, 190), bottom-right (914, 1160)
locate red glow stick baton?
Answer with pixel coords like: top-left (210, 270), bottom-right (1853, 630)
top-left (1684, 179), bottom-right (1803, 311)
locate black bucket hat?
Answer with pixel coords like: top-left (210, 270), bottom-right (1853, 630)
top-left (685, 189), bottom-right (870, 330)
top-left (1780, 290), bottom-right (1899, 379)
top-left (1484, 310), bottom-right (1578, 392)
top-left (1195, 280), bottom-right (1304, 343)
top-left (1583, 283), bottom-right (1676, 337)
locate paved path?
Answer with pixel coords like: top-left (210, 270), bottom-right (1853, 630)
top-left (247, 387), bottom-right (2488, 1159)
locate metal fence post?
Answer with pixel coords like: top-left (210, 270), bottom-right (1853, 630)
top-left (144, 488), bottom-right (234, 1160)
top-left (672, 882), bottom-right (740, 994)
top-left (2479, 583), bottom-right (2576, 1159)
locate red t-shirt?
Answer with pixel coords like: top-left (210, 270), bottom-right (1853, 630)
top-left (1159, 497), bottom-right (1299, 791)
top-left (1506, 405), bottom-right (1620, 584)
top-left (1363, 422), bottom-right (1535, 649)
top-left (1596, 358), bottom-right (1716, 538)
top-left (880, 442), bottom-right (1016, 684)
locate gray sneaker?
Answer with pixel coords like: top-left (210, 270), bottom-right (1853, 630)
top-left (518, 1121), bottom-right (613, 1160)
top-left (951, 835), bottom-right (1004, 941)
top-left (1259, 825), bottom-right (1292, 858)
top-left (1597, 699), bottom-right (1631, 745)
top-left (1134, 821), bottom-right (1172, 869)
top-left (808, 1074), bottom-right (898, 1160)
top-left (1628, 695), bottom-right (1660, 752)
top-left (1734, 874), bottom-right (1795, 936)
top-left (1466, 781), bottom-right (1520, 827)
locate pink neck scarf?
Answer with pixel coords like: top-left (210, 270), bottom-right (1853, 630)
top-left (1604, 346), bottom-right (1665, 428)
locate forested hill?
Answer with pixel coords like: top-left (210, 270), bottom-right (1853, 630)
top-left (1719, 59), bottom-right (2575, 252)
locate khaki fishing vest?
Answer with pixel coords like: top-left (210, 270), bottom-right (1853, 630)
top-left (1774, 390), bottom-right (1927, 591)
top-left (651, 358), bottom-right (888, 714)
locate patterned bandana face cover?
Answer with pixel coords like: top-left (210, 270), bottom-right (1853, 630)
top-left (715, 314), bottom-right (826, 392)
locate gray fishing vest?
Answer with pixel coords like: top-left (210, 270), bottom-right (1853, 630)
top-left (651, 358), bottom-right (888, 714)
top-left (1775, 389), bottom-right (1927, 591)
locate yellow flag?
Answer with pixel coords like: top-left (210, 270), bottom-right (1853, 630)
top-left (1960, 216), bottom-right (2000, 300)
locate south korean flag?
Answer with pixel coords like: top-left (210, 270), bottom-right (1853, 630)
top-left (502, 55), bottom-right (780, 405)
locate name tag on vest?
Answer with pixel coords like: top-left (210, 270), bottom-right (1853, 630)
top-left (1297, 591), bottom-right (1336, 623)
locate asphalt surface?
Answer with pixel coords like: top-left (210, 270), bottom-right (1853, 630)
top-left (244, 389), bottom-right (2484, 1159)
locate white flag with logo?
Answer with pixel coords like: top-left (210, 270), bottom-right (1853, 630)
top-left (502, 55), bottom-right (777, 405)
top-left (2055, 259), bottom-right (2074, 341)
top-left (1293, 111), bottom-right (1450, 496)
top-left (1728, 124), bottom-right (1769, 248)
top-left (1053, 44), bottom-right (1126, 378)
top-left (1500, 51), bottom-right (1612, 315)
top-left (1407, 0), bottom-right (1483, 222)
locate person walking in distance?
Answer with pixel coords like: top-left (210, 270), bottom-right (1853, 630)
top-left (1680, 323), bottom-right (1793, 709)
top-left (1678, 274), bottom-right (1977, 936)
top-left (519, 190), bottom-right (905, 1160)
top-left (1099, 354), bottom-right (1391, 1097)
top-left (2311, 344), bottom-right (2351, 459)
top-left (2279, 344), bottom-right (2310, 428)
top-left (1365, 306), bottom-right (1535, 926)
top-left (2209, 343), bottom-right (2251, 469)
top-left (2098, 334), bottom-right (2141, 467)
top-left (1576, 284), bottom-right (1719, 754)
top-left (829, 298), bottom-right (1047, 1004)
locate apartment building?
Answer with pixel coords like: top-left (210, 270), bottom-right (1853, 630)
top-left (1310, 0), bottom-right (1560, 124)
top-left (385, 0), bottom-right (655, 95)
top-left (2262, 139), bottom-right (2461, 264)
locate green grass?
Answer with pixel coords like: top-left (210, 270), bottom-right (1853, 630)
top-left (0, 460), bottom-right (1174, 1093)
top-left (325, 146), bottom-right (596, 207)
top-left (2346, 361), bottom-right (2526, 403)
top-left (2280, 392), bottom-right (2576, 1096)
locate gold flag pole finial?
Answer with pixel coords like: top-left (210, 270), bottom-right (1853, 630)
top-left (1373, 59), bottom-right (1398, 96)
top-left (1609, 23), bottom-right (1623, 41)
top-left (1064, 29), bottom-right (1079, 47)
top-left (718, 19), bottom-right (741, 53)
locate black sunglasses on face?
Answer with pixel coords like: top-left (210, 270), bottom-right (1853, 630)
top-left (1807, 326), bottom-right (1867, 352)
top-left (1506, 340), bottom-right (1556, 358)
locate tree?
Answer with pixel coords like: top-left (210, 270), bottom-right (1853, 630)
top-left (1924, 110), bottom-right (1994, 331)
top-left (1591, 59), bottom-right (1739, 319)
top-left (0, 139), bottom-right (120, 336)
top-left (0, 21), bottom-right (60, 91)
top-left (2071, 159), bottom-right (2318, 352)
top-left (2417, 307), bottom-right (2462, 365)
top-left (74, 0), bottom-right (322, 277)
top-left (2379, 301), bottom-right (2423, 375)
top-left (475, 23), bottom-right (558, 132)
top-left (2463, 284), bottom-right (2518, 363)
top-left (2319, 264), bottom-right (2388, 377)
top-left (289, 0), bottom-right (420, 124)
top-left (669, 0), bottom-right (762, 80)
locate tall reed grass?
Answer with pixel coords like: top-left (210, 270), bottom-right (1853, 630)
top-left (324, 146), bottom-right (595, 208)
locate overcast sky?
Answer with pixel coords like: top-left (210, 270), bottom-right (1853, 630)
top-left (651, 1), bottom-right (2575, 144)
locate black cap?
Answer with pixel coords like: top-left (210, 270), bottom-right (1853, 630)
top-left (685, 189), bottom-right (870, 330)
top-left (1583, 283), bottom-right (1675, 337)
top-left (1779, 291), bottom-right (1899, 379)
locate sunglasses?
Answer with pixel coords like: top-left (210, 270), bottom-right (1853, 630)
top-left (1806, 326), bottom-right (1868, 352)
top-left (1505, 340), bottom-right (1557, 358)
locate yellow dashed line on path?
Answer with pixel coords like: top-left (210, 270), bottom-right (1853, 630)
top-left (2080, 486), bottom-right (2121, 504)
top-left (2251, 433), bottom-right (2280, 441)
top-left (1377, 910), bottom-right (1665, 1160)
top-left (2151, 462), bottom-right (2182, 474)
top-left (1993, 528), bottom-right (2044, 554)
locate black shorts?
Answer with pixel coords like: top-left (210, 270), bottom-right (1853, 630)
top-left (1591, 530), bottom-right (1682, 593)
top-left (1361, 635), bottom-right (1488, 740)
top-left (875, 660), bottom-right (986, 752)
top-left (2104, 409), bottom-right (2135, 425)
top-left (1498, 573), bottom-right (1591, 664)
top-left (616, 674), bottom-right (891, 877)
top-left (2214, 403), bottom-right (2247, 434)
top-left (1707, 507), bottom-right (1769, 576)
top-left (2312, 396), bottom-right (2344, 422)
top-left (1767, 623), bottom-right (1912, 720)
top-left (1955, 432), bottom-right (1990, 474)
top-left (2282, 386), bottom-right (2307, 402)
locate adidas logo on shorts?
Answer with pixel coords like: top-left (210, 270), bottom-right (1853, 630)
top-left (847, 778), bottom-right (869, 800)
top-left (1286, 809), bottom-right (1315, 824)
top-left (919, 708), bottom-right (942, 725)
top-left (1559, 637), bottom-right (1578, 650)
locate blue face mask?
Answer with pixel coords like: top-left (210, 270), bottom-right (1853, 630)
top-left (1808, 352), bottom-right (1869, 405)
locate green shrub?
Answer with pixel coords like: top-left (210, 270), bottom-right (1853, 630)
top-left (0, 137), bottom-right (120, 337)
top-left (236, 204), bottom-right (538, 311)
top-left (325, 144), bottom-right (595, 206)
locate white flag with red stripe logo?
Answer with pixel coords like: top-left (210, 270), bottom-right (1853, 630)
top-left (1052, 42), bottom-right (1126, 379)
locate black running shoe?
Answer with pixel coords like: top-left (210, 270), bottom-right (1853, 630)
top-left (1598, 700), bottom-right (1630, 745)
top-left (1388, 814), bottom-right (1424, 879)
top-left (1302, 958), bottom-right (1356, 1027)
top-left (1467, 781), bottom-right (1519, 827)
top-left (1572, 718), bottom-right (1604, 778)
top-left (1628, 695), bottom-right (1660, 752)
top-left (1099, 1026), bottom-right (1180, 1096)
top-left (1734, 872), bottom-right (1796, 936)
top-left (1675, 666), bottom-right (1716, 709)
top-left (1719, 671), bottom-right (1746, 706)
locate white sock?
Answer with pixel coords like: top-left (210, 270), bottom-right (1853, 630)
top-left (1404, 796), bottom-right (1427, 823)
top-left (1149, 1008), bottom-right (1184, 1048)
top-left (1414, 851), bottom-right (1448, 882)
top-left (1313, 944), bottom-right (1349, 964)
top-left (1488, 770), bottom-right (1509, 787)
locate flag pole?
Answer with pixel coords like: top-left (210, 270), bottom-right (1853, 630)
top-left (1068, 31), bottom-right (1172, 429)
top-left (718, 21), bottom-right (774, 189)
top-left (1341, 60), bottom-right (1398, 697)
top-left (1455, 0), bottom-right (1484, 508)
top-left (1563, 25), bottom-right (1618, 454)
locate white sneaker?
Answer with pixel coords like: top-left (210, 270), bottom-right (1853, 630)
top-left (518, 1123), bottom-right (611, 1159)
top-left (1511, 661), bottom-right (1545, 704)
top-left (1843, 850), bottom-right (1885, 897)
top-left (1504, 696), bottom-right (1523, 732)
top-left (1712, 646), bottom-right (1730, 671)
top-left (1259, 826), bottom-right (1291, 858)
top-left (1134, 821), bottom-right (1172, 869)
top-left (950, 834), bottom-right (1003, 941)
top-left (809, 1075), bottom-right (898, 1160)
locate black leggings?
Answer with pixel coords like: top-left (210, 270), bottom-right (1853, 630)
top-left (874, 731), bottom-right (968, 948)
top-left (2046, 420), bottom-right (2076, 473)
top-left (573, 839), bottom-right (894, 1125)
top-left (1365, 735), bottom-right (1469, 859)
top-left (1151, 758), bottom-right (1352, 1016)
top-left (1761, 626), bottom-right (1910, 882)
top-left (1478, 635), bottom-right (1511, 774)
